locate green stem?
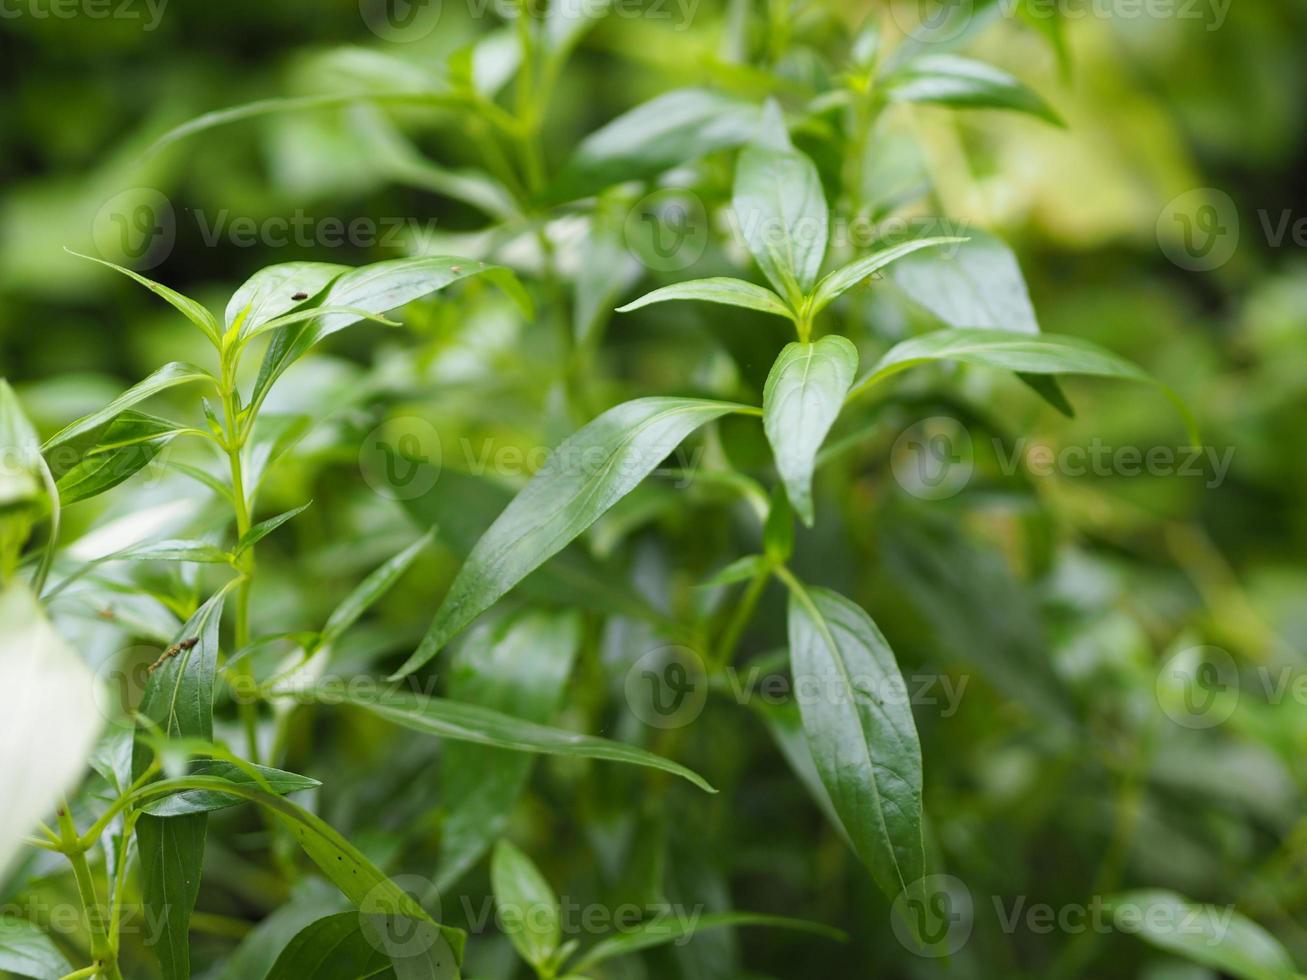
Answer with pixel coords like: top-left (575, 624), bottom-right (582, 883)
top-left (57, 804), bottom-right (121, 980)
top-left (712, 561), bottom-right (773, 670)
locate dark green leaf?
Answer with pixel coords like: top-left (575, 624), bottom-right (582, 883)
top-left (317, 529), bottom-right (435, 651)
top-left (54, 412), bottom-right (184, 505)
top-left (784, 581), bottom-right (924, 901)
top-left (0, 917), bottom-right (73, 980)
top-left (236, 502), bottom-right (313, 555)
top-left (42, 363), bottom-right (212, 454)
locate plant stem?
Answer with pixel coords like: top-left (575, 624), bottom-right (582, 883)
top-left (712, 561), bottom-right (773, 670)
top-left (57, 803), bottom-right (122, 980)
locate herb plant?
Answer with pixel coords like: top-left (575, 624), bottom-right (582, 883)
top-left (2, 3), bottom-right (1301, 980)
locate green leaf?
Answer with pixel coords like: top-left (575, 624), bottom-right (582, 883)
top-left (492, 840), bottom-right (562, 971)
top-left (550, 89), bottom-right (764, 202)
top-left (763, 484), bottom-right (794, 561)
top-left (131, 778), bottom-right (465, 972)
top-left (698, 554), bottom-right (769, 589)
top-left (289, 685), bottom-right (714, 792)
top-left (236, 502), bottom-right (313, 555)
top-left (54, 412), bottom-right (184, 506)
top-left (616, 278), bottom-right (795, 321)
top-left (65, 250), bottom-right (221, 344)
top-left (226, 261), bottom-right (349, 333)
top-left (762, 336), bottom-right (858, 526)
top-left (251, 257), bottom-right (531, 409)
top-left (887, 230), bottom-right (1038, 332)
top-left (1109, 891), bottom-right (1297, 980)
top-left (0, 382), bottom-right (43, 582)
top-left (569, 912), bottom-right (845, 972)
top-left (131, 590), bottom-right (226, 980)
top-left (264, 912), bottom-right (397, 980)
top-left (0, 581), bottom-right (102, 879)
top-left (211, 880), bottom-right (348, 980)
top-left (316, 529), bottom-right (435, 652)
top-left (0, 916), bottom-right (73, 980)
top-left (808, 237), bottom-right (966, 315)
top-left (42, 362), bottom-right (212, 454)
top-left (882, 54), bottom-right (1063, 126)
top-left (546, 0), bottom-right (611, 54)
top-left (437, 609), bottom-right (581, 890)
top-left (783, 581), bottom-right (924, 902)
top-left (732, 138), bottom-right (828, 302)
top-left (140, 761), bottom-right (320, 817)
top-left (394, 397), bottom-right (748, 677)
top-left (848, 328), bottom-right (1197, 442)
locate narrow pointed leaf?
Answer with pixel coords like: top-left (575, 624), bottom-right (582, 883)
top-left (394, 398), bottom-right (747, 677)
top-left (236, 502), bottom-right (312, 555)
top-left (54, 412), bottom-right (185, 505)
top-left (288, 685), bottom-right (714, 792)
top-left (763, 336), bottom-right (857, 526)
top-left (1109, 891), bottom-right (1296, 980)
top-left (785, 582), bottom-right (924, 901)
top-left (492, 840), bottom-right (561, 970)
top-left (882, 55), bottom-right (1064, 125)
top-left (887, 230), bottom-right (1038, 333)
top-left (848, 328), bottom-right (1197, 442)
top-left (140, 761), bottom-right (320, 817)
top-left (226, 261), bottom-right (349, 333)
top-left (65, 250), bottom-right (220, 343)
top-left (809, 237), bottom-right (966, 314)
top-left (617, 278), bottom-right (794, 320)
top-left (42, 363), bottom-right (212, 453)
top-left (317, 529), bottom-right (435, 651)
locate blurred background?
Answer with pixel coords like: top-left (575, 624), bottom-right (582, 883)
top-left (5, 0), bottom-right (1307, 976)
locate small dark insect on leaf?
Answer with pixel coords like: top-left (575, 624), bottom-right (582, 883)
top-left (291, 291), bottom-right (309, 300)
top-left (147, 636), bottom-right (198, 674)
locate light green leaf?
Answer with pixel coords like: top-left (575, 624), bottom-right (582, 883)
top-left (225, 261), bottom-right (348, 333)
top-left (0, 916), bottom-right (73, 980)
top-left (64, 250), bottom-right (221, 344)
top-left (763, 336), bottom-right (858, 526)
top-left (394, 398), bottom-right (748, 676)
top-left (546, 0), bottom-right (612, 54)
top-left (732, 139), bottom-right (828, 302)
top-left (1110, 891), bottom-right (1297, 980)
top-left (848, 328), bottom-right (1197, 442)
top-left (698, 554), bottom-right (768, 589)
top-left (131, 590), bottom-right (226, 980)
top-left (288, 685), bottom-right (713, 792)
top-left (236, 502), bottom-right (313, 556)
top-left (808, 237), bottom-right (966, 315)
top-left (437, 608), bottom-right (581, 890)
top-left (882, 54), bottom-right (1063, 126)
top-left (887, 230), bottom-right (1037, 332)
top-left (569, 911), bottom-right (845, 972)
top-left (42, 362), bottom-right (213, 453)
top-left (317, 529), bottom-right (435, 652)
top-left (492, 840), bottom-right (561, 971)
top-left (574, 202), bottom-right (640, 343)
top-left (784, 581), bottom-right (924, 901)
top-left (550, 89), bottom-right (763, 202)
top-left (0, 381), bottom-right (43, 582)
top-left (140, 761), bottom-right (320, 817)
top-left (617, 278), bottom-right (795, 321)
top-left (0, 582), bottom-right (102, 879)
